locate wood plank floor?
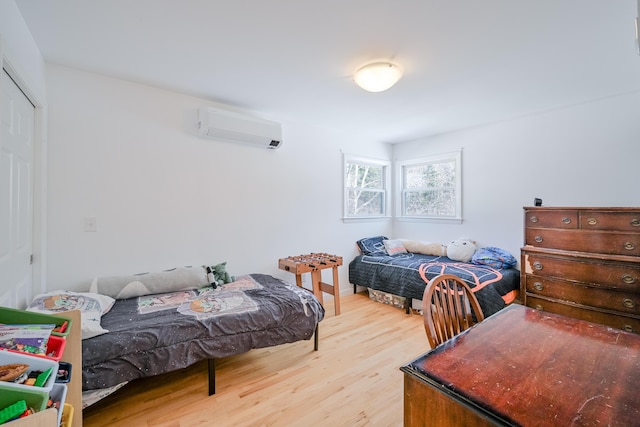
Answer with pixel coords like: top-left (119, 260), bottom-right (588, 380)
top-left (83, 292), bottom-right (428, 427)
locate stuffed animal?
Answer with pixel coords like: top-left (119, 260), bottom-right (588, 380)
top-left (400, 239), bottom-right (447, 256)
top-left (446, 238), bottom-right (477, 262)
top-left (205, 262), bottom-right (235, 288)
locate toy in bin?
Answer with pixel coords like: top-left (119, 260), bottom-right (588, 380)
top-left (0, 307), bottom-right (72, 338)
top-left (0, 400), bottom-right (35, 423)
top-left (0, 323), bottom-right (67, 361)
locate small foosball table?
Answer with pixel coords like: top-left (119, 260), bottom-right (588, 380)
top-left (278, 253), bottom-right (343, 315)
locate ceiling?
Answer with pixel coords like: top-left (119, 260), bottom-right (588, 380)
top-left (15, 0), bottom-right (640, 143)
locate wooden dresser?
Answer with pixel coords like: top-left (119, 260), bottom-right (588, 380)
top-left (521, 206), bottom-right (640, 333)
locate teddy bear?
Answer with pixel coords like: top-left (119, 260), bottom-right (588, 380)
top-left (446, 237), bottom-right (478, 262)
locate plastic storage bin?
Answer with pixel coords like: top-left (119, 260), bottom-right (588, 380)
top-left (0, 386), bottom-right (48, 413)
top-left (61, 403), bottom-right (74, 427)
top-left (3, 334), bottom-right (67, 362)
top-left (56, 361), bottom-right (72, 383)
top-left (0, 306), bottom-right (72, 338)
top-left (48, 383), bottom-right (68, 426)
top-left (0, 350), bottom-right (58, 394)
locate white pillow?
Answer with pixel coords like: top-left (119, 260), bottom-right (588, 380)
top-left (89, 266), bottom-right (207, 299)
top-left (27, 291), bottom-right (115, 340)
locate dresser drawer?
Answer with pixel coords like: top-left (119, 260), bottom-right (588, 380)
top-left (525, 228), bottom-right (640, 256)
top-left (522, 251), bottom-right (640, 292)
top-left (526, 296), bottom-right (640, 333)
top-left (524, 275), bottom-right (640, 315)
top-left (524, 209), bottom-right (577, 229)
top-left (579, 211), bottom-right (640, 231)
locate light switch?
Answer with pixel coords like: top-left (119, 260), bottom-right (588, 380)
top-left (84, 217), bottom-right (97, 232)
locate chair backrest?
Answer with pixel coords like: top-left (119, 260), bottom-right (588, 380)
top-left (421, 273), bottom-right (485, 348)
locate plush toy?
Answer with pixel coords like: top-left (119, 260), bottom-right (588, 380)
top-left (400, 239), bottom-right (447, 256)
top-left (446, 238), bottom-right (477, 262)
top-left (205, 262), bottom-right (235, 288)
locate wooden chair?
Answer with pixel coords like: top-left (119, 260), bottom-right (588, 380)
top-left (421, 273), bottom-right (485, 348)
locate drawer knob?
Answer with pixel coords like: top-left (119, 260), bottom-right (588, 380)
top-left (533, 261), bottom-right (543, 270)
top-left (561, 217), bottom-right (572, 224)
top-left (533, 282), bottom-right (544, 291)
top-left (632, 219), bottom-right (640, 227)
top-left (534, 236), bottom-right (543, 243)
top-left (530, 216), bottom-right (539, 223)
top-left (622, 274), bottom-right (636, 284)
top-left (586, 217), bottom-right (597, 226)
top-left (624, 242), bottom-right (636, 251)
top-left (534, 304), bottom-right (543, 311)
top-left (623, 325), bottom-right (634, 333)
top-left (623, 299), bottom-right (635, 309)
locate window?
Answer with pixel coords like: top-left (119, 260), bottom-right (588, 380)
top-left (396, 150), bottom-right (462, 222)
top-left (343, 154), bottom-right (390, 220)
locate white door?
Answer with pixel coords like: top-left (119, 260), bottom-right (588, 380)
top-left (0, 69), bottom-right (34, 308)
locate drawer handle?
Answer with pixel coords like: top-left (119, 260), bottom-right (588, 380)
top-left (534, 236), bottom-right (543, 243)
top-left (623, 299), bottom-right (635, 309)
top-left (623, 325), bottom-right (634, 333)
top-left (622, 274), bottom-right (636, 284)
top-left (624, 242), bottom-right (636, 251)
top-left (533, 282), bottom-right (544, 291)
top-left (632, 219), bottom-right (640, 227)
top-left (533, 261), bottom-right (543, 271)
top-left (561, 217), bottom-right (571, 224)
top-left (534, 304), bottom-right (543, 311)
top-left (530, 216), bottom-right (539, 223)
top-left (586, 217), bottom-right (597, 226)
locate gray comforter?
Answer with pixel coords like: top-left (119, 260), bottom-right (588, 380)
top-left (82, 273), bottom-right (324, 391)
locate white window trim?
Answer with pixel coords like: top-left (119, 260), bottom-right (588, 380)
top-left (395, 150), bottom-right (462, 223)
top-left (343, 153), bottom-right (391, 223)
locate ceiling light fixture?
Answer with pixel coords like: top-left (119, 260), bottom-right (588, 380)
top-left (353, 62), bottom-right (403, 92)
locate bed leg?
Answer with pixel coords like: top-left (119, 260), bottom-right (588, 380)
top-left (208, 359), bottom-right (216, 395)
top-left (314, 324), bottom-right (319, 351)
top-left (406, 298), bottom-right (412, 314)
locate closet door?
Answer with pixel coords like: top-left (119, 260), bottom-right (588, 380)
top-left (0, 68), bottom-right (35, 308)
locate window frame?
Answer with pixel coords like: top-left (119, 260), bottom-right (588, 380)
top-left (343, 154), bottom-right (391, 222)
top-left (395, 150), bottom-right (462, 223)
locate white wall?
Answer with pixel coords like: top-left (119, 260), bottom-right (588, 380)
top-left (45, 64), bottom-right (393, 292)
top-left (0, 0), bottom-right (47, 101)
top-left (393, 90), bottom-right (640, 261)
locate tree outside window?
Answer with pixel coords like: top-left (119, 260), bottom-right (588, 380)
top-left (344, 155), bottom-right (390, 219)
top-left (397, 151), bottom-right (462, 221)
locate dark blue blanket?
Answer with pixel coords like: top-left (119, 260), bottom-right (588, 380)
top-left (349, 253), bottom-right (520, 317)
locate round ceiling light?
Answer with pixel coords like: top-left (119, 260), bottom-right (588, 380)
top-left (353, 62), bottom-right (403, 92)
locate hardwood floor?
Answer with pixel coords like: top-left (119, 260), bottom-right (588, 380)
top-left (83, 292), bottom-right (428, 427)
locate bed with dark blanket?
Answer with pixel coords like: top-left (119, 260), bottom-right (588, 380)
top-left (82, 273), bottom-right (324, 395)
top-left (349, 253), bottom-right (519, 317)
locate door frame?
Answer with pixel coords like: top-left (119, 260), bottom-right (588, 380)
top-left (1, 37), bottom-right (48, 306)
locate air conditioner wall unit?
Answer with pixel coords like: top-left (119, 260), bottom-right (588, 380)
top-left (198, 107), bottom-right (282, 149)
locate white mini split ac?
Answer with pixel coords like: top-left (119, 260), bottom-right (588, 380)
top-left (198, 107), bottom-right (282, 149)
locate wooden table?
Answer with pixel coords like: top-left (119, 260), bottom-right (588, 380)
top-left (278, 253), bottom-right (342, 315)
top-left (401, 304), bottom-right (640, 426)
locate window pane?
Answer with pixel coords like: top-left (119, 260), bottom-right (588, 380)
top-left (346, 163), bottom-right (383, 189)
top-left (404, 189), bottom-right (456, 216)
top-left (347, 190), bottom-right (384, 216)
top-left (405, 161), bottom-right (455, 189)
